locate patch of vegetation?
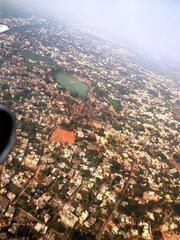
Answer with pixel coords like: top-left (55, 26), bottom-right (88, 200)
top-left (0, 40), bottom-right (5, 47)
top-left (21, 51), bottom-right (57, 67)
top-left (143, 119), bottom-right (157, 126)
top-left (114, 235), bottom-right (125, 240)
top-left (27, 62), bottom-right (47, 71)
top-left (173, 153), bottom-right (180, 163)
top-left (50, 221), bottom-right (66, 232)
top-left (95, 86), bottom-right (123, 112)
top-left (11, 42), bottom-right (21, 49)
top-left (71, 229), bottom-right (95, 240)
top-left (107, 96), bottom-right (122, 112)
top-left (81, 190), bottom-right (95, 208)
top-left (95, 86), bottom-right (108, 98)
top-left (157, 151), bottom-right (173, 167)
top-left (111, 160), bottom-right (124, 173)
top-left (81, 169), bottom-right (92, 179)
top-left (120, 201), bottom-right (144, 219)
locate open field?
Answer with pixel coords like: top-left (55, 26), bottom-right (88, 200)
top-left (50, 128), bottom-right (75, 145)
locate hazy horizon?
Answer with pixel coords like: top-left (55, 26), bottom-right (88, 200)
top-left (6, 0), bottom-right (180, 66)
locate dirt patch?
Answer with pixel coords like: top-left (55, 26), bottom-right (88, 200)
top-left (50, 128), bottom-right (75, 144)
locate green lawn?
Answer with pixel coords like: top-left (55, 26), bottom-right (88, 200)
top-left (55, 71), bottom-right (88, 98)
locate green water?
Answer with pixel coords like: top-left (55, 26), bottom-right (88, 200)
top-left (55, 72), bottom-right (88, 98)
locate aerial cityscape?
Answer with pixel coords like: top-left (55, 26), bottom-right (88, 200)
top-left (0, 1), bottom-right (179, 240)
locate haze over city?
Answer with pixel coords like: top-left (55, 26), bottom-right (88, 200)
top-left (14, 0), bottom-right (180, 67)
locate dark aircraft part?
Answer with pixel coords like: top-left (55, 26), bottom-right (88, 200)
top-left (0, 105), bottom-right (16, 164)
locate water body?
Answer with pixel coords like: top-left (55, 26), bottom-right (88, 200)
top-left (55, 71), bottom-right (88, 98)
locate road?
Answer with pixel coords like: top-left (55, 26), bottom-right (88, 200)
top-left (13, 165), bottom-right (41, 204)
top-left (96, 152), bottom-right (139, 240)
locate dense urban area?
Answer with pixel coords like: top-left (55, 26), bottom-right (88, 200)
top-left (0, 4), bottom-right (180, 240)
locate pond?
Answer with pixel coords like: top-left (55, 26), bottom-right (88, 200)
top-left (55, 71), bottom-right (88, 98)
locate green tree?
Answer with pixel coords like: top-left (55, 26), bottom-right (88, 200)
top-left (81, 191), bottom-right (95, 207)
top-left (114, 235), bottom-right (125, 240)
top-left (111, 160), bottom-right (123, 173)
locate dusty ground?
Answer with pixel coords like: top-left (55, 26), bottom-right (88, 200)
top-left (50, 128), bottom-right (75, 144)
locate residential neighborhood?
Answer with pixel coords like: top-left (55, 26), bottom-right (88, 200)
top-left (0, 7), bottom-right (179, 240)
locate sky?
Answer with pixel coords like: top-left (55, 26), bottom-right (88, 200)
top-left (12, 0), bottom-right (180, 65)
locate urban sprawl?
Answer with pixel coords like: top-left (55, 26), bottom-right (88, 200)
top-left (0, 16), bottom-right (179, 240)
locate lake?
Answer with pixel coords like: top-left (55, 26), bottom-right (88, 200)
top-left (55, 71), bottom-right (88, 98)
